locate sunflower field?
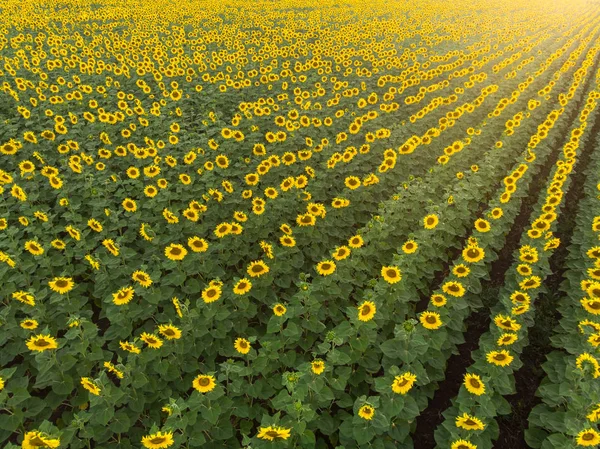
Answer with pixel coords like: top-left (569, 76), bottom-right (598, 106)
top-left (3, 0), bottom-right (600, 448)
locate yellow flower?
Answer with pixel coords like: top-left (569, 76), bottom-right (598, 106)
top-left (273, 303), bottom-right (287, 316)
top-left (112, 286), bottom-right (134, 305)
top-left (20, 319), bottom-right (39, 330)
top-left (188, 236), bottom-right (208, 252)
top-left (497, 333), bottom-right (518, 346)
top-left (451, 439), bottom-right (477, 449)
top-left (24, 240), bottom-right (44, 256)
top-left (202, 285), bottom-right (222, 303)
top-left (26, 334), bottom-right (58, 352)
top-left (22, 431), bottom-right (60, 449)
top-left (423, 214), bottom-right (439, 229)
top-left (141, 431), bottom-right (174, 449)
top-left (122, 197), bottom-right (137, 212)
top-left (576, 428), bottom-right (600, 447)
top-left (420, 311), bottom-right (442, 330)
top-left (234, 338), bottom-right (251, 355)
top-left (474, 218), bottom-right (491, 232)
top-left (12, 291), bottom-right (35, 306)
top-left (48, 277), bottom-right (74, 294)
top-left (463, 245), bottom-right (485, 263)
top-left (164, 243), bottom-right (187, 261)
top-left (140, 332), bottom-right (163, 349)
top-left (486, 350), bottom-right (514, 367)
top-left (256, 426), bottom-right (291, 441)
top-left (311, 360), bottom-right (325, 375)
top-left (442, 281), bottom-right (465, 297)
top-left (455, 413), bottom-right (485, 431)
top-left (316, 260), bottom-right (336, 276)
top-left (103, 361), bottom-right (124, 379)
top-left (233, 278), bottom-right (252, 295)
top-left (348, 235), bottom-right (364, 248)
top-left (381, 266), bottom-right (402, 284)
top-left (357, 301), bottom-right (376, 322)
top-left (358, 404), bottom-right (375, 420)
top-left (464, 373), bottom-right (485, 395)
top-left (132, 270), bottom-right (152, 288)
top-left (402, 240), bottom-right (418, 254)
top-left (247, 260), bottom-right (270, 277)
top-left (81, 377), bottom-right (101, 396)
top-left (119, 341), bottom-right (141, 354)
top-left (192, 374), bottom-right (216, 393)
top-left (158, 324), bottom-right (182, 340)
top-left (391, 372), bottom-right (417, 394)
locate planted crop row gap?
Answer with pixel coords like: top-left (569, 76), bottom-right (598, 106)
top-left (411, 31), bottom-right (600, 449)
top-left (494, 83), bottom-right (600, 448)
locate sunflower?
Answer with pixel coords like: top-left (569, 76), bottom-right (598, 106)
top-left (381, 266), bottom-right (402, 284)
top-left (423, 214), bottom-right (439, 229)
top-left (165, 243), bottom-right (187, 261)
top-left (587, 404), bottom-right (600, 422)
top-left (442, 281), bottom-right (465, 297)
top-left (345, 176), bottom-right (361, 189)
top-left (474, 218), bottom-right (491, 233)
top-left (26, 334), bottom-right (58, 352)
top-left (21, 431), bottom-right (60, 449)
top-left (132, 270), bottom-right (152, 288)
top-left (103, 361), bottom-right (124, 379)
top-left (233, 278), bottom-right (252, 295)
top-left (113, 286), bottom-right (134, 305)
top-left (187, 236), bottom-right (209, 253)
top-left (12, 291), bottom-right (35, 306)
top-left (430, 293), bottom-right (447, 307)
top-left (122, 198), bottom-right (137, 212)
top-left (280, 235), bottom-right (296, 247)
top-left (247, 260), bottom-right (270, 278)
top-left (257, 426), bottom-right (292, 441)
top-left (140, 332), bottom-right (163, 349)
top-left (497, 333), bottom-right (518, 346)
top-left (316, 260), bottom-right (336, 276)
top-left (48, 277), bottom-right (75, 294)
top-left (20, 319), bottom-right (39, 330)
top-left (119, 341), bottom-right (141, 354)
top-left (332, 245), bottom-right (351, 260)
top-left (420, 311), bottom-right (443, 329)
top-left (576, 429), bottom-right (600, 447)
top-left (494, 314), bottom-right (521, 331)
top-left (358, 404), bottom-right (375, 420)
top-left (463, 245), bottom-right (485, 263)
top-left (0, 377), bottom-right (4, 391)
top-left (451, 439), bottom-right (477, 449)
top-left (193, 374), bottom-right (217, 393)
top-left (234, 338), bottom-right (251, 354)
top-left (402, 240), bottom-right (418, 254)
top-left (273, 303), bottom-right (287, 316)
top-left (201, 284), bottom-right (222, 303)
top-left (455, 413), bottom-right (485, 430)
top-left (357, 301), bottom-right (376, 322)
top-left (24, 240), bottom-right (44, 256)
top-left (582, 298), bottom-right (600, 315)
top-left (464, 373), bottom-right (485, 395)
top-left (576, 353), bottom-right (600, 378)
top-left (141, 431), bottom-right (175, 449)
top-left (158, 324), bottom-right (182, 340)
top-left (520, 276), bottom-right (541, 290)
top-left (486, 350), bottom-right (513, 367)
top-left (348, 235), bottom-right (364, 248)
top-left (453, 264), bottom-right (470, 278)
top-left (102, 239), bottom-right (120, 257)
top-left (391, 372), bottom-right (417, 394)
top-left (516, 264), bottom-right (533, 276)
top-left (81, 377), bottom-right (101, 396)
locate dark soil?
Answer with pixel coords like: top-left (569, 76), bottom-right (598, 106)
top-left (413, 47), bottom-right (600, 448)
